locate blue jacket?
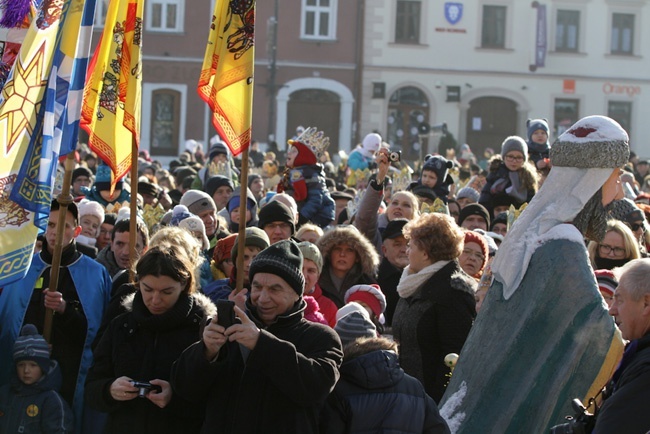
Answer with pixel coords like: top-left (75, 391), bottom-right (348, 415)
top-left (321, 350), bottom-right (450, 434)
top-left (0, 360), bottom-right (73, 434)
top-left (281, 165), bottom-right (335, 228)
top-left (0, 252), bottom-right (111, 432)
top-left (347, 148), bottom-right (373, 170)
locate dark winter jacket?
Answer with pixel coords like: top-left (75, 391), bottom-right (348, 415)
top-left (479, 160), bottom-right (535, 215)
top-left (593, 333), bottom-right (650, 434)
top-left (0, 361), bottom-right (73, 434)
top-left (378, 257), bottom-right (403, 327)
top-left (527, 141), bottom-right (550, 165)
top-left (321, 350), bottom-right (451, 434)
top-left (171, 298), bottom-right (343, 434)
top-left (85, 291), bottom-right (216, 434)
top-left (392, 260), bottom-right (476, 403)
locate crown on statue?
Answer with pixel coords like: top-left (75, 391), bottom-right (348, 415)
top-left (290, 127), bottom-right (330, 159)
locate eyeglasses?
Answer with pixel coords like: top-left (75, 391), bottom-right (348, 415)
top-left (505, 155), bottom-right (525, 162)
top-left (462, 249), bottom-right (485, 262)
top-left (598, 244), bottom-right (626, 257)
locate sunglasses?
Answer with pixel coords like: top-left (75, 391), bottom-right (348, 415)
top-left (630, 223), bottom-right (646, 232)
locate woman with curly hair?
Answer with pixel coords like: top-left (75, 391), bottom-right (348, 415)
top-left (479, 136), bottom-right (539, 216)
top-left (392, 213), bottom-right (477, 403)
top-left (317, 225), bottom-right (379, 308)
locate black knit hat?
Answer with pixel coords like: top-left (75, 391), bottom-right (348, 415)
top-left (249, 239), bottom-right (305, 295)
top-left (13, 324), bottom-right (50, 374)
top-left (609, 198), bottom-right (644, 225)
top-left (459, 203), bottom-right (491, 228)
top-left (422, 155), bottom-right (453, 183)
top-left (258, 201), bottom-right (295, 235)
top-left (491, 211), bottom-right (508, 230)
top-left (205, 175), bottom-right (234, 198)
top-left (209, 142), bottom-right (229, 161)
top-left (72, 166), bottom-right (93, 183)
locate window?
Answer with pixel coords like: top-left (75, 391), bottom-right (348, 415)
top-left (481, 5), bottom-right (506, 48)
top-left (146, 0), bottom-right (184, 32)
top-left (150, 89), bottom-right (181, 156)
top-left (395, 0), bottom-right (421, 44)
top-left (554, 98), bottom-right (580, 139)
top-left (387, 86), bottom-right (429, 161)
top-left (301, 0), bottom-right (337, 40)
top-left (608, 101), bottom-right (632, 135)
top-left (555, 10), bottom-right (579, 52)
top-left (611, 13), bottom-right (634, 55)
top-left (94, 0), bottom-right (109, 28)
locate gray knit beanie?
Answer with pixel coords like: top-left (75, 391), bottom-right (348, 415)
top-left (335, 310), bottom-right (377, 346)
top-left (180, 190), bottom-right (216, 215)
top-left (551, 115), bottom-right (629, 168)
top-left (13, 324), bottom-right (50, 374)
top-left (249, 239), bottom-right (305, 295)
top-left (231, 227), bottom-right (270, 260)
top-left (501, 136), bottom-right (528, 160)
top-left (297, 241), bottom-right (323, 273)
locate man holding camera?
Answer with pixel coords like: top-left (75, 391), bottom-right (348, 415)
top-left (171, 240), bottom-right (343, 433)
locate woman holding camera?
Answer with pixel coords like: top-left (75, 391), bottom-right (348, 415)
top-left (85, 246), bottom-right (215, 434)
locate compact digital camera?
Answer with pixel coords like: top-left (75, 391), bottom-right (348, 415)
top-left (131, 381), bottom-right (162, 398)
top-left (388, 150), bottom-right (401, 162)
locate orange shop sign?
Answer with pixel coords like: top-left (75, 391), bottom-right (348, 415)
top-left (602, 82), bottom-right (641, 98)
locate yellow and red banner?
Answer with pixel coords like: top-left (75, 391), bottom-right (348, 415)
top-left (80, 0), bottom-right (143, 192)
top-left (199, 0), bottom-right (255, 156)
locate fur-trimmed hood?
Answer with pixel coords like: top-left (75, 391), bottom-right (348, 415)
top-left (121, 290), bottom-right (217, 317)
top-left (317, 225), bottom-right (379, 277)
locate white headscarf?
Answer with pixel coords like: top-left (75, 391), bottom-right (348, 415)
top-left (491, 167), bottom-right (614, 299)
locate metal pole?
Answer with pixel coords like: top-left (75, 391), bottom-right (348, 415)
top-left (266, 0), bottom-right (279, 142)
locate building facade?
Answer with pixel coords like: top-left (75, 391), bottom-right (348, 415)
top-left (360, 0), bottom-right (650, 163)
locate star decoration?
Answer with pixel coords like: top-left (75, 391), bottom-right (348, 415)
top-left (0, 42), bottom-right (48, 155)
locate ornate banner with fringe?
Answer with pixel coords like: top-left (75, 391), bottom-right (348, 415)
top-left (80, 0), bottom-right (143, 192)
top-left (199, 0), bottom-right (255, 156)
top-left (0, 0), bottom-right (94, 287)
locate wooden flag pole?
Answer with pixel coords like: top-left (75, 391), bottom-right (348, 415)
top-left (234, 148), bottom-right (250, 294)
top-left (43, 152), bottom-right (76, 342)
top-left (129, 137), bottom-right (139, 281)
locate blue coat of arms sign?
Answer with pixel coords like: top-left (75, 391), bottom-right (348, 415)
top-left (445, 2), bottom-right (463, 25)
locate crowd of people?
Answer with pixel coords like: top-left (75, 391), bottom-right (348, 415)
top-left (1, 117), bottom-right (650, 433)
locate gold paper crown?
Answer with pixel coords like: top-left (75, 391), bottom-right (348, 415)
top-left (142, 203), bottom-right (166, 233)
top-left (346, 168), bottom-right (371, 187)
top-left (288, 126), bottom-right (330, 159)
top-left (420, 197), bottom-right (449, 215)
top-left (507, 202), bottom-right (528, 229)
top-left (391, 168), bottom-right (412, 192)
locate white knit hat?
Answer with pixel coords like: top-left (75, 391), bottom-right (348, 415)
top-left (78, 199), bottom-right (105, 223)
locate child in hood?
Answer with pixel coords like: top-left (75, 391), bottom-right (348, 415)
top-left (526, 118), bottom-right (551, 169)
top-left (408, 154), bottom-right (454, 203)
top-left (277, 127), bottom-right (336, 228)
